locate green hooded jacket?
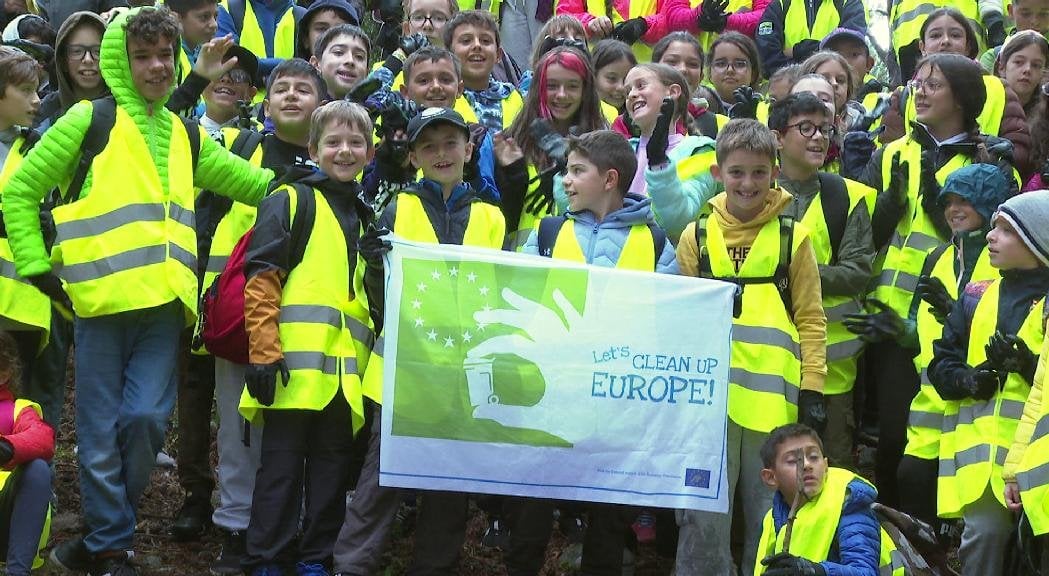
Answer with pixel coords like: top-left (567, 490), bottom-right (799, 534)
top-left (2, 6), bottom-right (274, 278)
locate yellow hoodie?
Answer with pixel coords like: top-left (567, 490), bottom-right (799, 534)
top-left (677, 187), bottom-right (827, 393)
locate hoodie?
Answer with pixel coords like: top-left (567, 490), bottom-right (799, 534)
top-left (522, 194), bottom-right (679, 274)
top-left (34, 11), bottom-right (107, 130)
top-left (295, 0), bottom-right (359, 58)
top-left (677, 187), bottom-right (828, 392)
top-left (3, 6), bottom-right (274, 279)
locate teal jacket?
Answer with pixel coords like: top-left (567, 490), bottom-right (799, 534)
top-left (2, 6), bottom-right (274, 278)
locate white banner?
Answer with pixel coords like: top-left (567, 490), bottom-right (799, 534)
top-left (379, 235), bottom-right (734, 512)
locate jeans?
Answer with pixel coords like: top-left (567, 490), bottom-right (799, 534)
top-left (0, 459), bottom-right (52, 575)
top-left (75, 300), bottom-right (183, 553)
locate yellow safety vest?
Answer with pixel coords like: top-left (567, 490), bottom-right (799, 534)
top-left (783, 0), bottom-right (842, 48)
top-left (360, 190), bottom-right (506, 403)
top-left (0, 399), bottom-right (52, 569)
top-left (755, 467), bottom-right (905, 576)
top-left (547, 219), bottom-right (657, 271)
top-left (905, 244), bottom-right (994, 460)
top-left (937, 280), bottom-right (1044, 517)
top-left (583, 0), bottom-right (657, 61)
top-left (704, 212), bottom-right (809, 432)
top-left (903, 75), bottom-right (1006, 140)
top-left (890, 0), bottom-right (978, 57)
top-left (221, 0), bottom-right (296, 59)
top-left (238, 185), bottom-right (372, 435)
top-left (50, 107), bottom-right (199, 322)
top-left (176, 44), bottom-right (192, 87)
top-left (0, 136), bottom-right (52, 347)
top-left (458, 0), bottom-right (503, 15)
top-left (1015, 368), bottom-right (1049, 535)
top-left (870, 138), bottom-right (968, 317)
top-left (601, 101), bottom-right (620, 124)
top-left (463, 88), bottom-right (525, 130)
top-left (800, 177), bottom-right (874, 396)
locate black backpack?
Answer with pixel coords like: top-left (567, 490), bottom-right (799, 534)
top-left (536, 215), bottom-right (668, 271)
top-left (817, 172), bottom-right (850, 264)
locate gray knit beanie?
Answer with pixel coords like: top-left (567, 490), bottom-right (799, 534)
top-left (995, 189), bottom-right (1049, 267)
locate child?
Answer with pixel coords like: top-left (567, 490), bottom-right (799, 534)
top-left (503, 46), bottom-right (607, 247)
top-left (768, 92), bottom-right (876, 470)
top-left (767, 63), bottom-right (803, 102)
top-left (33, 10), bottom-right (106, 129)
top-left (819, 28), bottom-right (879, 99)
top-left (897, 164), bottom-right (1006, 530)
top-left (790, 73), bottom-right (837, 117)
top-left (295, 0), bottom-right (359, 59)
top-left (216, 0), bottom-right (304, 77)
top-left (310, 23), bottom-right (369, 100)
top-left (0, 331), bottom-right (56, 576)
top-left (754, 423), bottom-right (899, 576)
top-left (979, 0), bottom-right (1049, 71)
top-left (193, 57), bottom-right (326, 575)
top-left (675, 119), bottom-right (827, 576)
top-left (331, 106), bottom-right (506, 576)
top-left (928, 190), bottom-right (1049, 576)
top-left (618, 63), bottom-right (719, 241)
top-left (403, 0), bottom-right (459, 46)
top-left (516, 14), bottom-right (587, 94)
top-left (592, 38), bottom-right (636, 115)
top-left (707, 32), bottom-right (769, 122)
top-left (800, 51), bottom-right (863, 131)
top-left (239, 100), bottom-right (376, 576)
top-left (167, 0), bottom-right (219, 85)
top-left (755, 0), bottom-right (867, 76)
top-left (442, 10), bottom-right (524, 131)
top-left (198, 43), bottom-right (260, 137)
top-left (2, 8), bottom-right (275, 575)
top-left (994, 30), bottom-right (1048, 114)
top-left (651, 33), bottom-right (729, 139)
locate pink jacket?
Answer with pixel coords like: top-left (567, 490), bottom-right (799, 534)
top-left (557, 0), bottom-right (769, 40)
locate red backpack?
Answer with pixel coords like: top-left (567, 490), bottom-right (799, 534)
top-left (199, 183), bottom-right (316, 363)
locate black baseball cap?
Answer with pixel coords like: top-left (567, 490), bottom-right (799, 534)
top-left (222, 44), bottom-right (261, 88)
top-left (406, 107), bottom-right (470, 143)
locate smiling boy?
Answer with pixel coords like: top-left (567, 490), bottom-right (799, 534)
top-left (442, 10), bottom-right (524, 131)
top-left (310, 23), bottom-right (369, 100)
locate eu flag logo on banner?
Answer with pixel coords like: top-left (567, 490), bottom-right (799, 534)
top-left (685, 468), bottom-right (711, 488)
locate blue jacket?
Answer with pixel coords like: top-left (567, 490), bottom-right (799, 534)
top-left (216, 0), bottom-right (298, 76)
top-left (769, 478), bottom-right (881, 576)
top-left (522, 195), bottom-right (679, 274)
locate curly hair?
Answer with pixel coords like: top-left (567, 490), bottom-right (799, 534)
top-left (0, 332), bottom-right (22, 396)
top-left (124, 6), bottom-right (181, 46)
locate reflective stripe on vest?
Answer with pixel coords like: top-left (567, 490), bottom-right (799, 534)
top-left (801, 177), bottom-right (874, 395)
top-left (937, 280), bottom-right (1044, 517)
top-left (906, 245), bottom-right (994, 459)
top-left (238, 185), bottom-right (371, 435)
top-left (549, 219), bottom-right (656, 271)
top-left (49, 107), bottom-right (198, 321)
top-left (706, 214), bottom-right (806, 432)
top-left (222, 0), bottom-right (296, 59)
top-left (583, 0), bottom-right (657, 61)
top-left (361, 190), bottom-right (506, 403)
top-left (1016, 413), bottom-right (1049, 535)
top-left (783, 0), bottom-right (841, 49)
top-left (0, 400), bottom-right (52, 569)
top-left (871, 139), bottom-right (965, 316)
top-left (755, 467), bottom-right (905, 576)
top-left (0, 136), bottom-right (52, 343)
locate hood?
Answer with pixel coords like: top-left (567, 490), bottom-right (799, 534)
top-left (54, 11), bottom-right (108, 111)
top-left (937, 163), bottom-right (1010, 225)
top-left (710, 186), bottom-right (794, 231)
top-left (101, 6), bottom-right (176, 114)
top-left (567, 194), bottom-right (655, 228)
top-left (2, 14), bottom-right (43, 42)
top-left (297, 0), bottom-right (360, 57)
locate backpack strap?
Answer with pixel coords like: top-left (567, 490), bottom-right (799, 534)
top-left (16, 126), bottom-right (41, 155)
top-left (647, 222), bottom-right (667, 270)
top-left (179, 116), bottom-right (202, 172)
top-left (816, 172), bottom-right (849, 264)
top-left (695, 213), bottom-right (712, 279)
top-left (695, 213), bottom-right (794, 314)
top-left (65, 97), bottom-right (117, 204)
top-left (287, 182), bottom-right (318, 270)
top-left (537, 215), bottom-right (567, 257)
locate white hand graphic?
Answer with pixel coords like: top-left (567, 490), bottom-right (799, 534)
top-left (466, 287), bottom-right (598, 444)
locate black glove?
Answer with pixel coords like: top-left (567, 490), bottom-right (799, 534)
top-left (984, 13), bottom-right (1007, 48)
top-left (531, 118), bottom-right (569, 174)
top-left (0, 439), bottom-right (12, 466)
top-left (359, 226), bottom-right (392, 270)
top-left (28, 272), bottom-right (73, 311)
top-left (245, 359), bottom-right (290, 407)
top-left (761, 552), bottom-right (827, 576)
top-left (612, 17), bottom-right (648, 45)
top-left (919, 148), bottom-right (941, 201)
top-left (841, 131), bottom-right (878, 180)
top-left (730, 86), bottom-right (759, 119)
top-left (697, 0), bottom-right (729, 32)
top-left (917, 275), bottom-right (953, 325)
top-left (963, 365), bottom-right (1002, 401)
top-left (985, 331), bottom-right (1038, 383)
top-left (843, 298), bottom-right (905, 343)
top-left (646, 98), bottom-right (675, 167)
top-left (798, 390), bottom-right (827, 436)
top-left (792, 39), bottom-right (820, 62)
top-left (857, 77), bottom-right (885, 100)
top-left (886, 152), bottom-right (910, 206)
top-left (399, 33), bottom-right (430, 57)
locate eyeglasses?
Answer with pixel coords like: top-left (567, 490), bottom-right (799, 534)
top-left (408, 12), bottom-right (449, 26)
top-left (711, 59), bottom-right (751, 72)
top-left (218, 68), bottom-right (252, 85)
top-left (907, 78), bottom-right (944, 94)
top-left (786, 120), bottom-right (837, 139)
top-left (66, 44), bottom-right (101, 61)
